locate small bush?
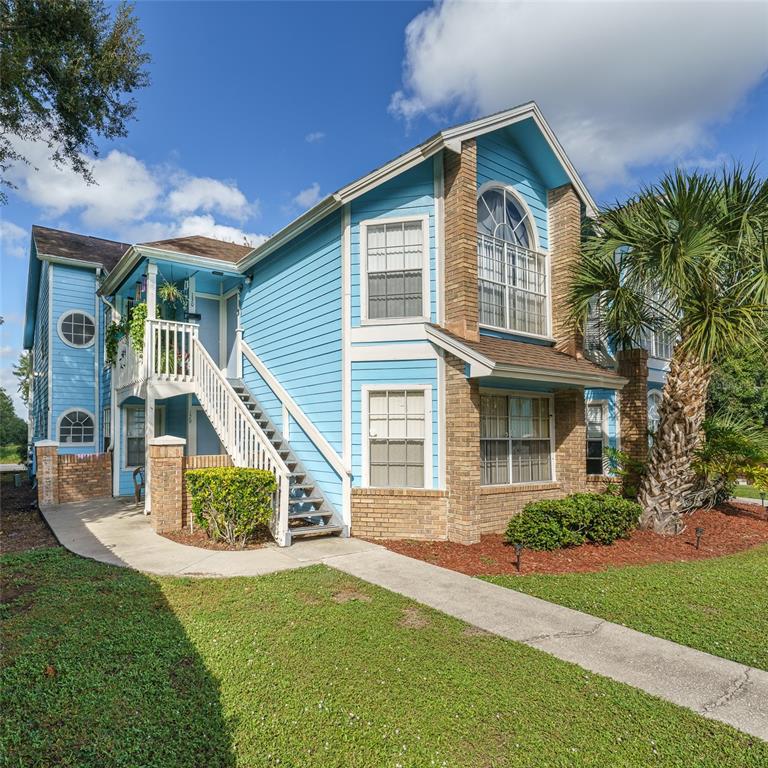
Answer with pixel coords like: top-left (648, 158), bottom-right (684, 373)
top-left (185, 467), bottom-right (277, 548)
top-left (505, 493), bottom-right (641, 551)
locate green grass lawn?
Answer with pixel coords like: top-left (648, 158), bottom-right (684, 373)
top-left (484, 544), bottom-right (768, 671)
top-left (733, 484), bottom-right (765, 501)
top-left (2, 549), bottom-right (766, 767)
top-left (0, 444), bottom-right (23, 463)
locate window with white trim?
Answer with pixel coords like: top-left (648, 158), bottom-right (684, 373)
top-left (58, 410), bottom-right (95, 444)
top-left (648, 329), bottom-right (675, 360)
top-left (103, 407), bottom-right (111, 453)
top-left (368, 389), bottom-right (426, 487)
top-left (59, 311), bottom-right (95, 347)
top-left (477, 187), bottom-right (548, 336)
top-left (364, 219), bottom-right (427, 321)
top-left (648, 390), bottom-right (663, 439)
top-left (586, 403), bottom-right (606, 475)
top-left (480, 393), bottom-right (552, 485)
top-left (125, 406), bottom-right (165, 468)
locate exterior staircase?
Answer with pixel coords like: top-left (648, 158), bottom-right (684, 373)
top-left (227, 379), bottom-right (344, 541)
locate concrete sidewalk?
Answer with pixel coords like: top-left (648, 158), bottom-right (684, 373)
top-left (330, 547), bottom-right (768, 741)
top-left (41, 497), bottom-right (767, 741)
top-left (40, 497), bottom-right (379, 576)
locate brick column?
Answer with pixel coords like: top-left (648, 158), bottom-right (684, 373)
top-left (554, 389), bottom-right (586, 493)
top-left (148, 436), bottom-right (186, 534)
top-left (617, 349), bottom-right (649, 471)
top-left (443, 140), bottom-right (479, 342)
top-left (548, 184), bottom-right (583, 357)
top-left (35, 440), bottom-right (59, 508)
top-left (445, 353), bottom-right (481, 543)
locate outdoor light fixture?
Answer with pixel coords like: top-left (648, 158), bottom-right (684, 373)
top-left (761, 491), bottom-right (766, 509)
top-left (674, 520), bottom-right (681, 535)
top-left (695, 527), bottom-right (704, 550)
top-left (244, 273), bottom-right (253, 285)
top-left (514, 543), bottom-right (523, 573)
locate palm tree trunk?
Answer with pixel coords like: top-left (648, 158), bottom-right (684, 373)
top-left (638, 350), bottom-right (711, 533)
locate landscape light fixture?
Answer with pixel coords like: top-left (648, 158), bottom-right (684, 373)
top-left (695, 527), bottom-right (704, 550)
top-left (674, 520), bottom-right (681, 535)
top-left (760, 491), bottom-right (766, 509)
top-left (514, 543), bottom-right (523, 572)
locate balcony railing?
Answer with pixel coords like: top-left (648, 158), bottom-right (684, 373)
top-left (114, 319), bottom-right (199, 390)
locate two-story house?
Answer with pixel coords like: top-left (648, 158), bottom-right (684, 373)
top-left (24, 102), bottom-right (663, 546)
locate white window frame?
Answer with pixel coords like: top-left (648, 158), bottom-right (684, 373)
top-left (476, 182), bottom-right (553, 341)
top-left (56, 408), bottom-right (96, 447)
top-left (647, 389), bottom-right (663, 440)
top-left (647, 329), bottom-right (675, 361)
top-left (360, 214), bottom-right (431, 326)
top-left (123, 404), bottom-right (166, 470)
top-left (479, 388), bottom-right (556, 486)
top-left (361, 384), bottom-right (433, 488)
top-left (102, 406), bottom-right (111, 453)
top-left (585, 399), bottom-right (609, 476)
top-left (58, 310), bottom-right (96, 349)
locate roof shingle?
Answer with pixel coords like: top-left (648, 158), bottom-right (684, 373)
top-left (140, 235), bottom-right (254, 264)
top-left (32, 226), bottom-right (130, 272)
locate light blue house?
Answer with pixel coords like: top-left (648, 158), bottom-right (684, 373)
top-left (24, 102), bottom-right (667, 546)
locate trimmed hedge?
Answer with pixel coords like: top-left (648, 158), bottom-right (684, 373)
top-left (505, 493), bottom-right (641, 551)
top-left (185, 467), bottom-right (277, 548)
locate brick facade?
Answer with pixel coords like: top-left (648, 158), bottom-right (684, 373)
top-left (548, 184), bottom-right (583, 357)
top-left (148, 437), bottom-right (185, 534)
top-left (477, 482), bottom-right (564, 534)
top-left (351, 488), bottom-right (448, 540)
top-left (617, 349), bottom-right (649, 470)
top-left (553, 388), bottom-right (587, 494)
top-left (443, 140), bottom-right (479, 342)
top-left (58, 453), bottom-right (111, 503)
top-left (444, 352), bottom-right (482, 543)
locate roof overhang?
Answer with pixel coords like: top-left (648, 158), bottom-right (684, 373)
top-left (426, 325), bottom-right (627, 390)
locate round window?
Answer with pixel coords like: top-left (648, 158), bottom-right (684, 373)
top-left (58, 410), bottom-right (95, 444)
top-left (59, 312), bottom-right (95, 347)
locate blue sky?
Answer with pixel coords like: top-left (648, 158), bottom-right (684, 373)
top-left (2, 0), bottom-right (767, 415)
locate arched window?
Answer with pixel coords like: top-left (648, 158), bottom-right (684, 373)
top-left (476, 185), bottom-right (547, 335)
top-left (59, 311), bottom-right (96, 347)
top-left (58, 410), bottom-right (95, 444)
top-left (648, 390), bottom-right (663, 439)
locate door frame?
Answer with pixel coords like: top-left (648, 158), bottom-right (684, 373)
top-left (220, 287), bottom-right (241, 377)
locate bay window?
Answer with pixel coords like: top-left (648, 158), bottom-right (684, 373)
top-left (480, 393), bottom-right (553, 485)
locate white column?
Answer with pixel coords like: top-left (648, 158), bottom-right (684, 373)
top-left (146, 262), bottom-right (158, 318)
top-left (143, 384), bottom-right (156, 514)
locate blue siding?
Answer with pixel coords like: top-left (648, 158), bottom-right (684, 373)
top-left (476, 132), bottom-right (549, 249)
top-left (240, 213), bottom-right (343, 510)
top-left (350, 161), bottom-right (436, 326)
top-left (351, 359), bottom-right (439, 488)
top-left (50, 264), bottom-right (100, 454)
top-left (585, 388), bottom-right (619, 450)
top-left (31, 259), bottom-right (49, 441)
top-left (288, 415), bottom-right (343, 512)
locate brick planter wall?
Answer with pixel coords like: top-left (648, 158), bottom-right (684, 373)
top-left (148, 437), bottom-right (185, 534)
top-left (58, 453), bottom-right (112, 503)
top-left (351, 488), bottom-right (448, 540)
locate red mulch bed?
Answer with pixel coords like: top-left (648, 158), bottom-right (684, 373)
top-left (376, 501), bottom-right (768, 576)
top-left (160, 527), bottom-right (269, 550)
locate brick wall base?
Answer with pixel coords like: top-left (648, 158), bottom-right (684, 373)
top-left (148, 438), bottom-right (185, 534)
top-left (477, 482), bottom-right (564, 534)
top-left (351, 488), bottom-right (448, 540)
top-left (58, 453), bottom-right (112, 503)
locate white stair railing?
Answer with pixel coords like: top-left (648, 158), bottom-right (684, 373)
top-left (148, 319), bottom-right (197, 381)
top-left (192, 336), bottom-right (292, 546)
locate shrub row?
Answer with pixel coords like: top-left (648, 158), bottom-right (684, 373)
top-left (185, 467), bottom-right (276, 548)
top-left (505, 493), bottom-right (641, 551)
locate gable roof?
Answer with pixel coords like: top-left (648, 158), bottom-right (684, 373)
top-left (238, 101), bottom-right (596, 272)
top-left (427, 325), bottom-right (627, 389)
top-left (32, 225), bottom-right (130, 271)
top-left (140, 235), bottom-right (253, 263)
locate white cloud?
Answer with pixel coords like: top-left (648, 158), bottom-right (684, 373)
top-left (124, 215), bottom-right (268, 248)
top-left (390, 0), bottom-right (768, 187)
top-left (305, 131), bottom-right (326, 143)
top-left (167, 176), bottom-right (256, 221)
top-left (293, 182), bottom-right (322, 209)
top-left (0, 220), bottom-right (27, 259)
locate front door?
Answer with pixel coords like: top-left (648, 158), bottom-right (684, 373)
top-left (196, 296), bottom-right (220, 366)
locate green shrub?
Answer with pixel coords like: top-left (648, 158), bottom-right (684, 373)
top-left (185, 467), bottom-right (277, 548)
top-left (505, 493), bottom-right (641, 551)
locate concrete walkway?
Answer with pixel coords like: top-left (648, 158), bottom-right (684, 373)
top-left (40, 497), bottom-right (379, 576)
top-left (41, 498), bottom-right (767, 741)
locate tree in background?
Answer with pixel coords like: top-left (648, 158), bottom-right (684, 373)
top-left (0, 387), bottom-right (27, 451)
top-left (0, 0), bottom-right (150, 203)
top-left (571, 166), bottom-right (768, 533)
top-left (12, 350), bottom-right (31, 408)
top-left (708, 339), bottom-right (768, 429)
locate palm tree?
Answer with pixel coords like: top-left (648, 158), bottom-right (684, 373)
top-left (570, 166), bottom-right (768, 533)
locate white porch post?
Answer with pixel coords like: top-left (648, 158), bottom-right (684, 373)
top-left (146, 262), bottom-right (158, 318)
top-left (143, 384), bottom-right (156, 514)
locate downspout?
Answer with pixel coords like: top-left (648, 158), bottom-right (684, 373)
top-left (101, 293), bottom-right (119, 496)
top-left (95, 269), bottom-right (101, 456)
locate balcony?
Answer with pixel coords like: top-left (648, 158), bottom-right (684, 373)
top-left (114, 319), bottom-right (199, 395)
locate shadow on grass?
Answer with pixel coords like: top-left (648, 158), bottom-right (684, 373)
top-left (1, 547), bottom-right (235, 768)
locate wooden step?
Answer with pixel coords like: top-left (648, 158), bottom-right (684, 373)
top-left (290, 524), bottom-right (343, 538)
top-left (288, 510), bottom-right (333, 521)
top-left (288, 496), bottom-right (323, 506)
